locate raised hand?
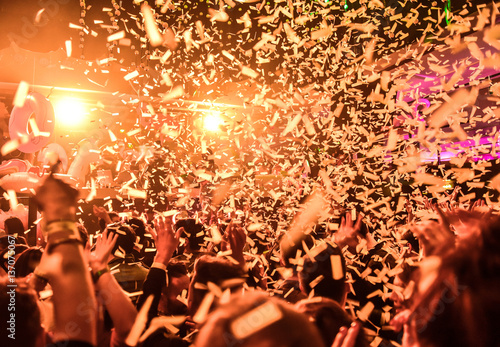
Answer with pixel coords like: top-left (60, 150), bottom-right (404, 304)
top-left (36, 174), bottom-right (79, 223)
top-left (469, 198), bottom-right (490, 213)
top-left (331, 322), bottom-right (361, 347)
top-left (153, 216), bottom-right (183, 265)
top-left (34, 175), bottom-right (96, 345)
top-left (89, 230), bottom-right (118, 273)
top-left (93, 205), bottom-right (112, 224)
top-left (442, 202), bottom-right (491, 240)
top-left (405, 199), bottom-right (414, 223)
top-left (333, 211), bottom-right (363, 249)
top-left (222, 219), bottom-right (247, 264)
top-left (446, 186), bottom-right (461, 204)
top-left (411, 205), bottom-right (454, 256)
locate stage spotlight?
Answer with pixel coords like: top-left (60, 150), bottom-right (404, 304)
top-left (203, 111), bottom-right (223, 132)
top-left (53, 98), bottom-right (86, 127)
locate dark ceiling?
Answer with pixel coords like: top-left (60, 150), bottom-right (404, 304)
top-left (0, 0), bottom-right (492, 97)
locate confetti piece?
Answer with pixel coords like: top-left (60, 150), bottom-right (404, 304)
top-left (310, 275), bottom-right (325, 288)
top-left (65, 40), bottom-right (72, 57)
top-left (283, 23), bottom-right (299, 44)
top-left (193, 292), bottom-right (215, 323)
top-left (282, 114), bottom-right (302, 136)
top-left (311, 25), bottom-right (333, 41)
top-left (6, 190), bottom-right (18, 210)
top-left (247, 223), bottom-right (265, 232)
top-left (127, 129), bottom-right (141, 137)
top-left (241, 66), bottom-right (259, 79)
top-left (357, 302), bottom-right (374, 322)
top-left (28, 117), bottom-right (41, 137)
top-left (231, 301), bottom-right (283, 339)
top-left (107, 31), bottom-right (126, 42)
top-left (490, 173), bottom-right (500, 192)
top-left (302, 115), bottom-right (315, 136)
top-left (141, 4), bottom-right (164, 46)
top-left (210, 225), bottom-right (223, 244)
top-left (124, 71), bottom-right (139, 81)
top-left (69, 23), bottom-right (84, 30)
top-left (331, 255), bottom-right (344, 280)
top-left (34, 9), bottom-right (46, 24)
top-left (123, 188), bottom-right (147, 199)
top-left (386, 128), bottom-right (398, 151)
top-left (458, 192), bottom-right (476, 203)
top-left (162, 85), bottom-right (184, 101)
top-left (222, 50), bottom-right (236, 61)
top-left (1, 139), bottom-right (20, 156)
top-left (125, 295), bottom-right (154, 347)
top-left (209, 8), bottom-right (229, 22)
top-left (108, 129), bottom-right (117, 142)
top-left (428, 88), bottom-right (478, 129)
top-left (139, 316), bottom-right (186, 342)
top-left (13, 81), bottom-right (29, 107)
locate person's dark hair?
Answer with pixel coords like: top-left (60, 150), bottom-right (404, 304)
top-left (129, 217), bottom-right (146, 240)
top-left (14, 247), bottom-right (43, 277)
top-left (408, 214), bottom-right (500, 347)
top-left (295, 297), bottom-right (369, 347)
top-left (4, 217), bottom-right (25, 236)
top-left (401, 230), bottom-right (419, 255)
top-left (167, 260), bottom-right (188, 278)
top-left (398, 262), bottom-right (417, 286)
top-left (0, 277), bottom-right (43, 347)
top-left (192, 255), bottom-right (246, 287)
top-left (142, 330), bottom-right (189, 347)
top-left (0, 244), bottom-right (29, 274)
top-left (175, 218), bottom-right (205, 252)
top-left (298, 241), bottom-right (347, 303)
top-left (105, 222), bottom-right (137, 255)
top-left (189, 255), bottom-right (246, 316)
top-left (280, 233), bottom-right (315, 269)
top-left (194, 292), bottom-right (326, 347)
top-left (358, 220), bottom-right (369, 238)
top-left (0, 236), bottom-right (10, 253)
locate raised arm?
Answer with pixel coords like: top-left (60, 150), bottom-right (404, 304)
top-left (93, 205), bottom-right (113, 226)
top-left (136, 216), bottom-right (182, 321)
top-left (35, 175), bottom-right (97, 345)
top-left (221, 219), bottom-right (247, 265)
top-left (89, 230), bottom-right (137, 342)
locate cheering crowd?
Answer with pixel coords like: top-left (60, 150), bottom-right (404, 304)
top-left (0, 166), bottom-right (499, 347)
top-left (1, 1), bottom-right (500, 346)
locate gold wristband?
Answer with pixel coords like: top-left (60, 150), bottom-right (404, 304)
top-left (46, 221), bottom-right (80, 243)
top-left (45, 220), bottom-right (78, 234)
top-left (45, 221), bottom-right (81, 253)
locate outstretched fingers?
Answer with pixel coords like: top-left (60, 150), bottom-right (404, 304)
top-left (332, 322), bottom-right (360, 347)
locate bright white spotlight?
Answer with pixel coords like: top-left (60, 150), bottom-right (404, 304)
top-left (53, 98), bottom-right (86, 127)
top-left (203, 111), bottom-right (223, 132)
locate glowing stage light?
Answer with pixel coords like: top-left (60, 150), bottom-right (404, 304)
top-left (203, 111), bottom-right (223, 132)
top-left (53, 98), bottom-right (87, 127)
